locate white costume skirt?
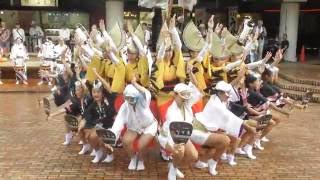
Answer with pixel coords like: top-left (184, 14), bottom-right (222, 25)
top-left (190, 130), bottom-right (210, 145)
top-left (128, 120), bottom-right (158, 137)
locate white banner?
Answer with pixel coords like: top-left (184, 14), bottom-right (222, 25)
top-left (178, 0), bottom-right (198, 11)
top-left (138, 0), bottom-right (168, 9)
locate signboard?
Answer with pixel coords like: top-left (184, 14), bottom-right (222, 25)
top-left (21, 0), bottom-right (58, 7)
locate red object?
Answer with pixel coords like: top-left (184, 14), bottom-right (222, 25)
top-left (114, 95), bottom-right (124, 112)
top-left (192, 100), bottom-right (204, 114)
top-left (300, 45), bottom-right (306, 63)
top-left (158, 99), bottom-right (174, 124)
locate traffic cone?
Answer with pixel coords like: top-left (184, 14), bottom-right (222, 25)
top-left (299, 45), bottom-right (305, 63)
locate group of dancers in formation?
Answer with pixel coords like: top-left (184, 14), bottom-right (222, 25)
top-left (39, 15), bottom-right (312, 180)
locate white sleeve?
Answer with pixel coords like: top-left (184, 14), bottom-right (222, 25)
top-left (102, 30), bottom-right (117, 52)
top-left (108, 51), bottom-right (120, 64)
top-left (111, 104), bottom-right (127, 140)
top-left (188, 82), bottom-right (203, 106)
top-left (170, 27), bottom-right (182, 50)
top-left (225, 60), bottom-right (242, 72)
top-left (196, 42), bottom-right (210, 62)
top-left (246, 59), bottom-right (266, 70)
top-left (140, 88), bottom-right (152, 108)
top-left (80, 54), bottom-right (91, 63)
top-left (157, 42), bottom-right (165, 60)
top-left (22, 30), bottom-right (25, 42)
top-left (9, 46), bottom-right (15, 60)
top-left (158, 109), bottom-right (174, 148)
top-left (92, 46), bottom-right (103, 58)
top-left (81, 44), bottom-right (95, 59)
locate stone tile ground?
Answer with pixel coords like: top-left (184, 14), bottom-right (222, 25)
top-left (0, 93), bottom-right (319, 179)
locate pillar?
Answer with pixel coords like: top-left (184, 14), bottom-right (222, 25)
top-left (105, 0), bottom-right (124, 30)
top-left (151, 8), bottom-right (163, 51)
top-left (279, 1), bottom-right (302, 62)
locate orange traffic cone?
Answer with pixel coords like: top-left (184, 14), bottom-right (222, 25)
top-left (299, 45), bottom-right (305, 63)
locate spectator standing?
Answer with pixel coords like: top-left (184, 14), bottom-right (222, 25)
top-left (281, 33), bottom-right (289, 53)
top-left (0, 22), bottom-right (11, 56)
top-left (12, 23), bottom-right (25, 43)
top-left (256, 20), bottom-right (267, 60)
top-left (29, 21), bottom-right (44, 52)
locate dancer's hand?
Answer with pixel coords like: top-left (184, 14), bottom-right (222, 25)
top-left (214, 23), bottom-right (223, 34)
top-left (169, 14), bottom-right (176, 31)
top-left (263, 51), bottom-right (273, 62)
top-left (208, 15), bottom-right (215, 29)
top-left (99, 19), bottom-right (106, 31)
top-left (92, 67), bottom-right (98, 75)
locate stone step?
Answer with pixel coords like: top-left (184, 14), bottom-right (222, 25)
top-left (0, 79), bottom-right (50, 93)
top-left (279, 72), bottom-right (320, 86)
top-left (281, 89), bottom-right (320, 103)
top-left (276, 78), bottom-right (320, 94)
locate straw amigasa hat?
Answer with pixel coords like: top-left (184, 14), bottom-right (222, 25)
top-left (221, 28), bottom-right (238, 49)
top-left (221, 28), bottom-right (244, 57)
top-left (109, 22), bottom-right (126, 50)
top-left (156, 22), bottom-right (173, 51)
top-left (182, 20), bottom-right (205, 52)
top-left (126, 23), bottom-right (147, 54)
top-left (210, 32), bottom-right (231, 60)
top-left (135, 24), bottom-right (146, 46)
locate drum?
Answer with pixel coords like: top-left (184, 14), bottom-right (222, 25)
top-left (96, 128), bottom-right (117, 146)
top-left (14, 65), bottom-right (25, 72)
top-left (40, 64), bottom-right (51, 71)
top-left (64, 114), bottom-right (79, 131)
top-left (169, 122), bottom-right (193, 144)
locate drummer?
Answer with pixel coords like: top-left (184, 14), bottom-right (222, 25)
top-left (10, 37), bottom-right (29, 85)
top-left (38, 38), bottom-right (56, 86)
top-left (53, 37), bottom-right (72, 73)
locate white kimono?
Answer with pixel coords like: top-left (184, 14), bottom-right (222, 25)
top-left (111, 88), bottom-right (157, 140)
top-left (12, 28), bottom-right (25, 42)
top-left (10, 43), bottom-right (28, 80)
top-left (10, 43), bottom-right (28, 66)
top-left (54, 44), bottom-right (72, 62)
top-left (29, 26), bottom-right (44, 49)
top-left (158, 83), bottom-right (202, 148)
top-left (195, 95), bottom-right (244, 138)
top-left (38, 41), bottom-right (56, 70)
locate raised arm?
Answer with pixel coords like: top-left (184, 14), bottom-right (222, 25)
top-left (99, 19), bottom-right (117, 53)
top-left (225, 59), bottom-right (242, 72)
top-left (169, 15), bottom-right (182, 51)
top-left (131, 32), bottom-right (146, 57)
top-left (61, 48), bottom-right (74, 76)
top-left (92, 67), bottom-right (112, 93)
top-left (230, 54), bottom-right (247, 87)
top-left (108, 51), bottom-right (120, 64)
top-left (48, 108), bottom-right (66, 120)
top-left (271, 49), bottom-right (284, 67)
top-left (246, 51), bottom-right (272, 70)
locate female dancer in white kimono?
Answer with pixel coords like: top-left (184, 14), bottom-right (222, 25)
top-left (191, 81), bottom-right (257, 176)
top-left (158, 64), bottom-right (202, 180)
top-left (110, 76), bottom-right (158, 171)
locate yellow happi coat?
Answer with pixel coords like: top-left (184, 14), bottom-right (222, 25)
top-left (125, 56), bottom-right (149, 87)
